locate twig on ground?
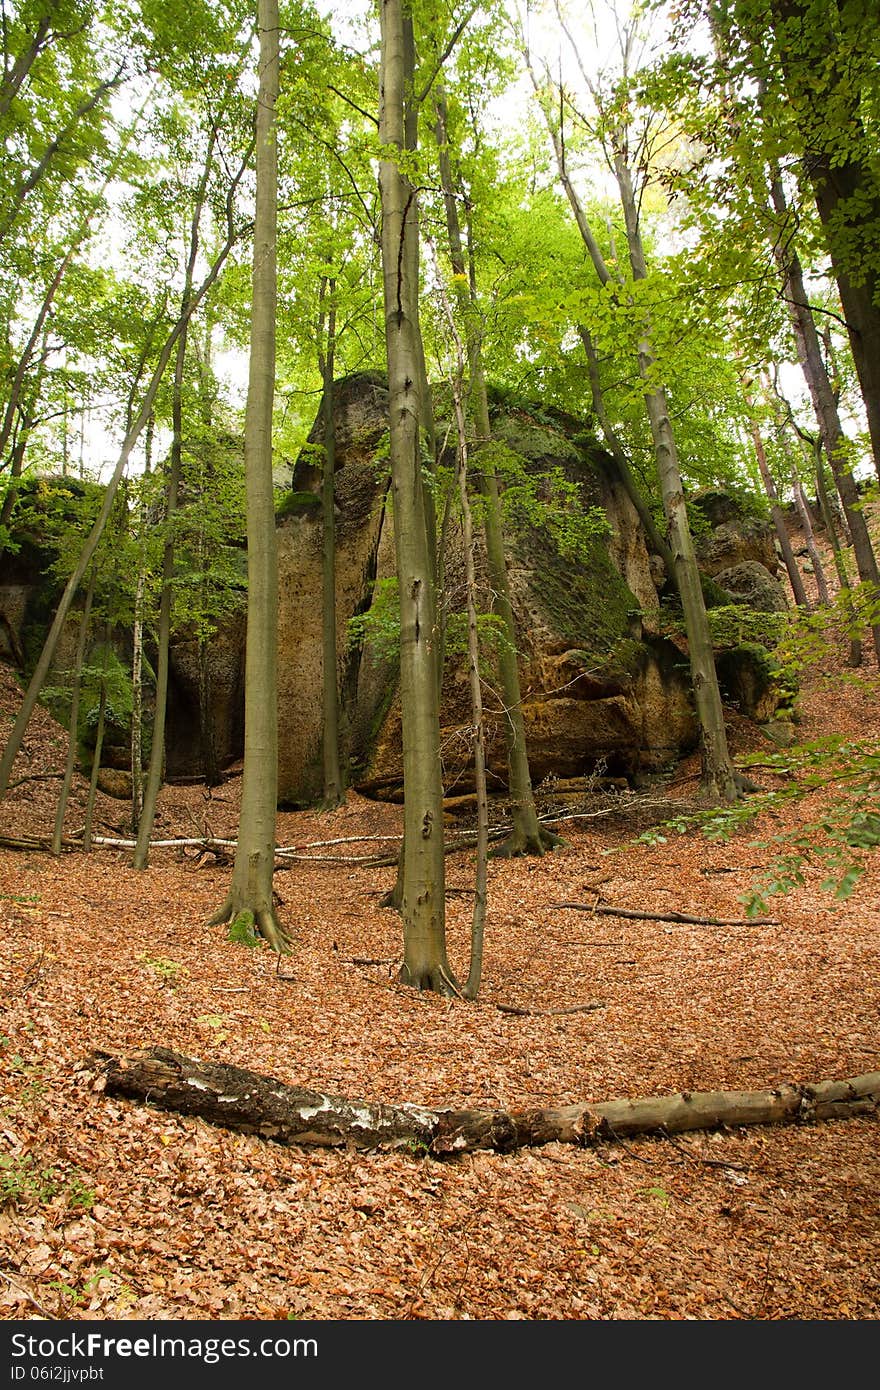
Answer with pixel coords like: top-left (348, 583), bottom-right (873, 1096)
top-left (658, 1126), bottom-right (753, 1172)
top-left (0, 1267), bottom-right (55, 1317)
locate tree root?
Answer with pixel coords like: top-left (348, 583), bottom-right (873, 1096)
top-left (207, 896), bottom-right (292, 955)
top-left (489, 824), bottom-right (564, 859)
top-left (397, 961), bottom-right (461, 997)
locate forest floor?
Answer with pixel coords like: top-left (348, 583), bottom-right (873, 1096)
top-left (0, 522), bottom-right (878, 1322)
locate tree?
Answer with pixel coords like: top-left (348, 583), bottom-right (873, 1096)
top-left (760, 0), bottom-right (880, 477)
top-left (316, 278), bottom-right (344, 808)
top-left (0, 104), bottom-right (253, 800)
top-left (209, 0), bottom-right (287, 953)
top-left (432, 81), bottom-right (560, 856)
top-left (377, 0), bottom-right (456, 993)
top-left (523, 3), bottom-right (740, 801)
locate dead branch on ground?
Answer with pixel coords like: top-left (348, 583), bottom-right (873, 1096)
top-left (553, 903), bottom-right (780, 927)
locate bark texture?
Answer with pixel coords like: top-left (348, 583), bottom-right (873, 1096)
top-left (87, 1047), bottom-right (880, 1156)
top-left (209, 0), bottom-right (284, 951)
top-left (378, 0), bottom-right (454, 992)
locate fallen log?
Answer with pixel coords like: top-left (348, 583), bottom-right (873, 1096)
top-left (80, 1047), bottom-right (880, 1157)
top-left (553, 903), bottom-right (780, 927)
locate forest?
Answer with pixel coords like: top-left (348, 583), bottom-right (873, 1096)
top-left (0, 0), bottom-right (878, 1324)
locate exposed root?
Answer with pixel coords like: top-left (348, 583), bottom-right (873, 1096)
top-left (489, 824), bottom-right (564, 859)
top-left (207, 896), bottom-right (292, 955)
top-left (397, 961), bottom-right (461, 997)
top-left (256, 907), bottom-right (292, 955)
top-left (206, 896), bottom-right (233, 928)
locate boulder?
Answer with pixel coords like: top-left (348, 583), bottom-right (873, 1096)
top-left (692, 488), bottom-right (778, 576)
top-left (714, 560), bottom-right (790, 613)
top-left (715, 643), bottom-right (792, 723)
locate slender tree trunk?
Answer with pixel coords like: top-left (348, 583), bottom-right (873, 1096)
top-left (209, 0), bottom-right (286, 953)
top-left (782, 250), bottom-right (880, 662)
top-left (0, 64), bottom-right (126, 249)
top-left (790, 470), bottom-right (830, 606)
top-left (133, 328), bottom-right (186, 870)
top-left (430, 239), bottom-right (489, 999)
top-left (578, 324), bottom-right (673, 578)
top-left (318, 280), bottom-right (343, 809)
top-left (192, 324), bottom-right (222, 788)
top-left (197, 643), bottom-right (221, 786)
top-left (378, 0), bottom-right (455, 993)
top-left (613, 152), bottom-right (738, 801)
top-left (747, 415), bottom-right (809, 608)
top-left (813, 436), bottom-right (862, 667)
top-left (134, 123), bottom-right (220, 868)
top-left (130, 414), bottom-right (153, 835)
top-left (0, 330), bottom-right (51, 540)
top-left (0, 247), bottom-right (76, 469)
top-left (457, 415), bottom-right (488, 1001)
top-left (434, 86), bottom-right (558, 856)
top-left (0, 14), bottom-right (52, 122)
top-left (525, 47), bottom-right (737, 800)
top-left (51, 572), bottom-right (94, 855)
top-left (768, 389), bottom-right (831, 605)
top-left (83, 657), bottom-right (108, 853)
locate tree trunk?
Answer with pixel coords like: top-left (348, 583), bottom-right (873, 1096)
top-left (434, 86), bottom-right (559, 857)
top-left (790, 471), bottom-right (830, 606)
top-left (613, 152), bottom-right (738, 801)
top-left (197, 640), bottom-right (221, 787)
top-left (768, 0), bottom-right (880, 476)
top-left (88, 1046), bottom-right (880, 1156)
top-left (129, 415), bottom-right (153, 835)
top-left (0, 248), bottom-right (76, 474)
top-left (0, 14), bottom-right (52, 122)
top-left (51, 572), bottom-right (95, 855)
top-left (782, 249), bottom-right (880, 662)
top-left (83, 672), bottom-right (107, 853)
top-left (133, 332), bottom-right (186, 870)
top-left (318, 282), bottom-right (344, 809)
top-left (134, 121), bottom-right (223, 867)
top-left (525, 48), bottom-right (737, 802)
top-left (747, 417), bottom-right (809, 608)
top-left (578, 324), bottom-right (673, 577)
top-left (767, 385), bottom-right (832, 606)
top-left (209, 0), bottom-right (285, 953)
top-left (431, 246), bottom-right (489, 999)
top-left (378, 0), bottom-right (455, 994)
top-left (813, 436), bottom-right (862, 666)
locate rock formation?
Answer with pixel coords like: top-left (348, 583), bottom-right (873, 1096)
top-left (0, 383), bottom-right (796, 805)
top-left (276, 379), bottom-right (699, 804)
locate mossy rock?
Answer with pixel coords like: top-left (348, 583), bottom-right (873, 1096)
top-left (275, 490), bottom-right (322, 521)
top-left (715, 642), bottom-right (796, 723)
top-left (516, 523), bottom-right (640, 662)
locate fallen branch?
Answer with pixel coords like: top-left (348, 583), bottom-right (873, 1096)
top-left (0, 1267), bottom-right (55, 1318)
top-left (495, 1001), bottom-right (605, 1017)
top-left (6, 772), bottom-right (64, 789)
top-left (81, 1047), bottom-right (880, 1157)
top-left (553, 903), bottom-right (780, 927)
top-left (339, 956), bottom-right (396, 967)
